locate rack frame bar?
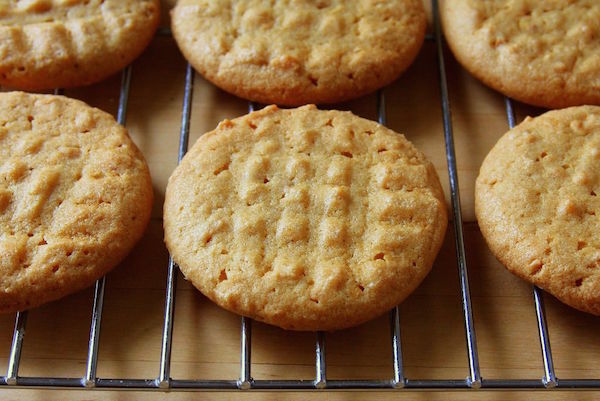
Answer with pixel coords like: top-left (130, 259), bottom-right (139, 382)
top-left (4, 377), bottom-right (600, 391)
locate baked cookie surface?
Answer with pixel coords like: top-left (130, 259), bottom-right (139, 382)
top-left (0, 92), bottom-right (153, 313)
top-left (164, 105), bottom-right (447, 330)
top-left (171, 0), bottom-right (426, 106)
top-left (441, 0), bottom-right (600, 108)
top-left (0, 0), bottom-right (160, 90)
top-left (476, 106), bottom-right (600, 315)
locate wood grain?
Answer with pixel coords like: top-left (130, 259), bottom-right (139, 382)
top-left (1, 1), bottom-right (599, 400)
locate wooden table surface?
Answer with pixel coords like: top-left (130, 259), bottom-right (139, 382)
top-left (1, 1), bottom-right (600, 400)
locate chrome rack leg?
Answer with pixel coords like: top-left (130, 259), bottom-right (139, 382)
top-left (504, 97), bottom-right (517, 129)
top-left (534, 287), bottom-right (558, 388)
top-left (390, 307), bottom-right (405, 388)
top-left (504, 97), bottom-right (557, 389)
top-left (83, 65), bottom-right (133, 388)
top-left (432, 0), bottom-right (481, 388)
top-left (238, 317), bottom-right (252, 389)
top-left (314, 331), bottom-right (327, 389)
top-left (377, 89), bottom-right (387, 126)
top-left (116, 66), bottom-right (133, 126)
top-left (158, 257), bottom-right (178, 389)
top-left (377, 89), bottom-right (406, 389)
top-left (234, 101), bottom-right (258, 392)
top-left (6, 312), bottom-right (28, 386)
top-left (177, 64), bottom-right (195, 159)
top-left (158, 62), bottom-right (195, 390)
top-left (84, 277), bottom-right (106, 388)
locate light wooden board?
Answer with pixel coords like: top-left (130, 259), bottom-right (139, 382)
top-left (1, 1), bottom-right (599, 400)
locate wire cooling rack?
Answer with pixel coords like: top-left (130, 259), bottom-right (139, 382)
top-left (2, 0), bottom-right (599, 392)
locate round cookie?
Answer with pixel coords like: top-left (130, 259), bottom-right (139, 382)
top-left (0, 92), bottom-right (153, 313)
top-left (164, 105), bottom-right (447, 331)
top-left (476, 106), bottom-right (600, 315)
top-left (440, 0), bottom-right (600, 109)
top-left (171, 0), bottom-right (426, 106)
top-left (0, 0), bottom-right (160, 91)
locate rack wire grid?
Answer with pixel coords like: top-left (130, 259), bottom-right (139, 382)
top-left (1, 0), bottom-right (599, 392)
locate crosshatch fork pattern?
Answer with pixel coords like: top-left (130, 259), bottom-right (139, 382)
top-left (1, 0), bottom-right (600, 392)
top-left (164, 104), bottom-right (447, 331)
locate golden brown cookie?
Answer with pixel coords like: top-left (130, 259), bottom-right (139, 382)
top-left (164, 105), bottom-right (447, 330)
top-left (171, 0), bottom-right (427, 106)
top-left (440, 0), bottom-right (600, 108)
top-left (476, 106), bottom-right (600, 315)
top-left (0, 0), bottom-right (160, 91)
top-left (0, 92), bottom-right (153, 313)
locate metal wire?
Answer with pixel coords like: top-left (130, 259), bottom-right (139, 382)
top-left (117, 66), bottom-right (133, 126)
top-left (84, 65), bottom-right (133, 388)
top-left (315, 332), bottom-right (327, 389)
top-left (504, 97), bottom-right (558, 389)
top-left (431, 0), bottom-right (481, 388)
top-left (83, 278), bottom-right (106, 388)
top-left (389, 307), bottom-right (405, 388)
top-left (377, 89), bottom-right (387, 126)
top-left (5, 312), bottom-right (27, 386)
top-left (239, 317), bottom-right (253, 390)
top-left (4, 90), bottom-right (66, 388)
top-left (534, 289), bottom-right (558, 388)
top-left (377, 88), bottom-right (405, 389)
top-left (158, 63), bottom-right (196, 389)
top-left (158, 257), bottom-right (177, 389)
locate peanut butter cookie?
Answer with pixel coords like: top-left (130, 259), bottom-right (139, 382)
top-left (441, 0), bottom-right (600, 108)
top-left (171, 0), bottom-right (426, 106)
top-left (0, 0), bottom-right (160, 90)
top-left (0, 92), bottom-right (153, 312)
top-left (476, 106), bottom-right (600, 315)
top-left (164, 105), bottom-right (447, 330)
